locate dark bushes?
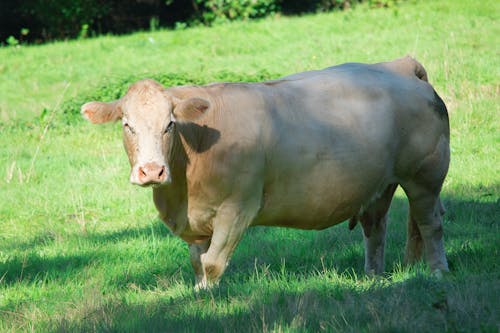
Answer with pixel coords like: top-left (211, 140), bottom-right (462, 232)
top-left (2, 0), bottom-right (218, 42)
top-left (0, 0), bottom-right (371, 44)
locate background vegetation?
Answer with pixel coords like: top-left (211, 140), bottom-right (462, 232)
top-left (0, 0), bottom-right (499, 331)
top-left (1, 0), bottom-right (371, 44)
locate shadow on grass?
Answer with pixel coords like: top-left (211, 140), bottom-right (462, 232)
top-left (0, 252), bottom-right (92, 285)
top-left (0, 221), bottom-right (178, 286)
top-left (51, 269), bottom-right (499, 333)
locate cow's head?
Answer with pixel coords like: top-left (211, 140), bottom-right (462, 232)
top-left (81, 79), bottom-right (209, 187)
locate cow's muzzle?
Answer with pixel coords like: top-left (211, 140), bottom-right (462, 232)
top-left (131, 162), bottom-right (169, 187)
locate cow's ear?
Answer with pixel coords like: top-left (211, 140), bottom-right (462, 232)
top-left (172, 97), bottom-right (210, 123)
top-left (81, 101), bottom-right (122, 124)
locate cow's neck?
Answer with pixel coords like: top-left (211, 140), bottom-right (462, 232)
top-left (153, 121), bottom-right (219, 241)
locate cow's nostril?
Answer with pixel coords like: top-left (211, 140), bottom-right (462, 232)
top-left (136, 163), bottom-right (167, 185)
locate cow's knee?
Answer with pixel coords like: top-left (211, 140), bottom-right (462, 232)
top-left (200, 253), bottom-right (227, 286)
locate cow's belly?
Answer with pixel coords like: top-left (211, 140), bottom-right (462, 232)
top-left (253, 156), bottom-right (393, 230)
top-left (253, 194), bottom-right (361, 230)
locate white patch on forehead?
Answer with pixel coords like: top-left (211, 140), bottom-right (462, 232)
top-left (122, 80), bottom-right (170, 113)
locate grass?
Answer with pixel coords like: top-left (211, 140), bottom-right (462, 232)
top-left (0, 0), bottom-right (499, 331)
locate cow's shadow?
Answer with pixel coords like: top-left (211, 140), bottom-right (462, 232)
top-left (3, 185), bottom-right (498, 290)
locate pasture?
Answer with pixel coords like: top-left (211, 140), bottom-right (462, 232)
top-left (0, 0), bottom-right (498, 331)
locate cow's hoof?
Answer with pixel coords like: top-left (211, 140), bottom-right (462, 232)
top-left (194, 280), bottom-right (208, 291)
top-left (430, 268), bottom-right (450, 279)
top-left (194, 279), bottom-right (218, 291)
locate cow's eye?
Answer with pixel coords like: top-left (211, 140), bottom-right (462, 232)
top-left (123, 122), bottom-right (135, 134)
top-left (164, 121), bottom-right (174, 134)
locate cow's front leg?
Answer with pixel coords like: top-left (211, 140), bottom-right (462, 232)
top-left (189, 240), bottom-right (211, 290)
top-left (197, 199), bottom-right (259, 288)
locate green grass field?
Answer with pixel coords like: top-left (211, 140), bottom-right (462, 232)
top-left (1, 0), bottom-right (499, 331)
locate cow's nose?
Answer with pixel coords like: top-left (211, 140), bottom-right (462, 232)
top-left (137, 163), bottom-right (166, 185)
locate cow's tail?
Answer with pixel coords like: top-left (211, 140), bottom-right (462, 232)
top-left (378, 55), bottom-right (429, 82)
top-left (410, 56), bottom-right (429, 82)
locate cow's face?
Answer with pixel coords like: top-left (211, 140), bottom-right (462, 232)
top-left (81, 79), bottom-right (209, 187)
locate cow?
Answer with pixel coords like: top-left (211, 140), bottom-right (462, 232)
top-left (82, 56), bottom-right (450, 289)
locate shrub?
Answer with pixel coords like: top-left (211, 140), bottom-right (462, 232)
top-left (192, 0), bottom-right (279, 24)
top-left (0, 0), bottom-right (111, 43)
top-left (1, 0), bottom-right (369, 44)
top-left (61, 71), bottom-right (279, 124)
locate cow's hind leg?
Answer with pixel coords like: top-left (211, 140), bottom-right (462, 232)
top-left (360, 184), bottom-right (398, 275)
top-left (402, 184), bottom-right (449, 274)
top-left (401, 134), bottom-right (449, 274)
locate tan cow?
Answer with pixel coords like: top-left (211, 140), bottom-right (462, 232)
top-left (82, 56), bottom-right (450, 288)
